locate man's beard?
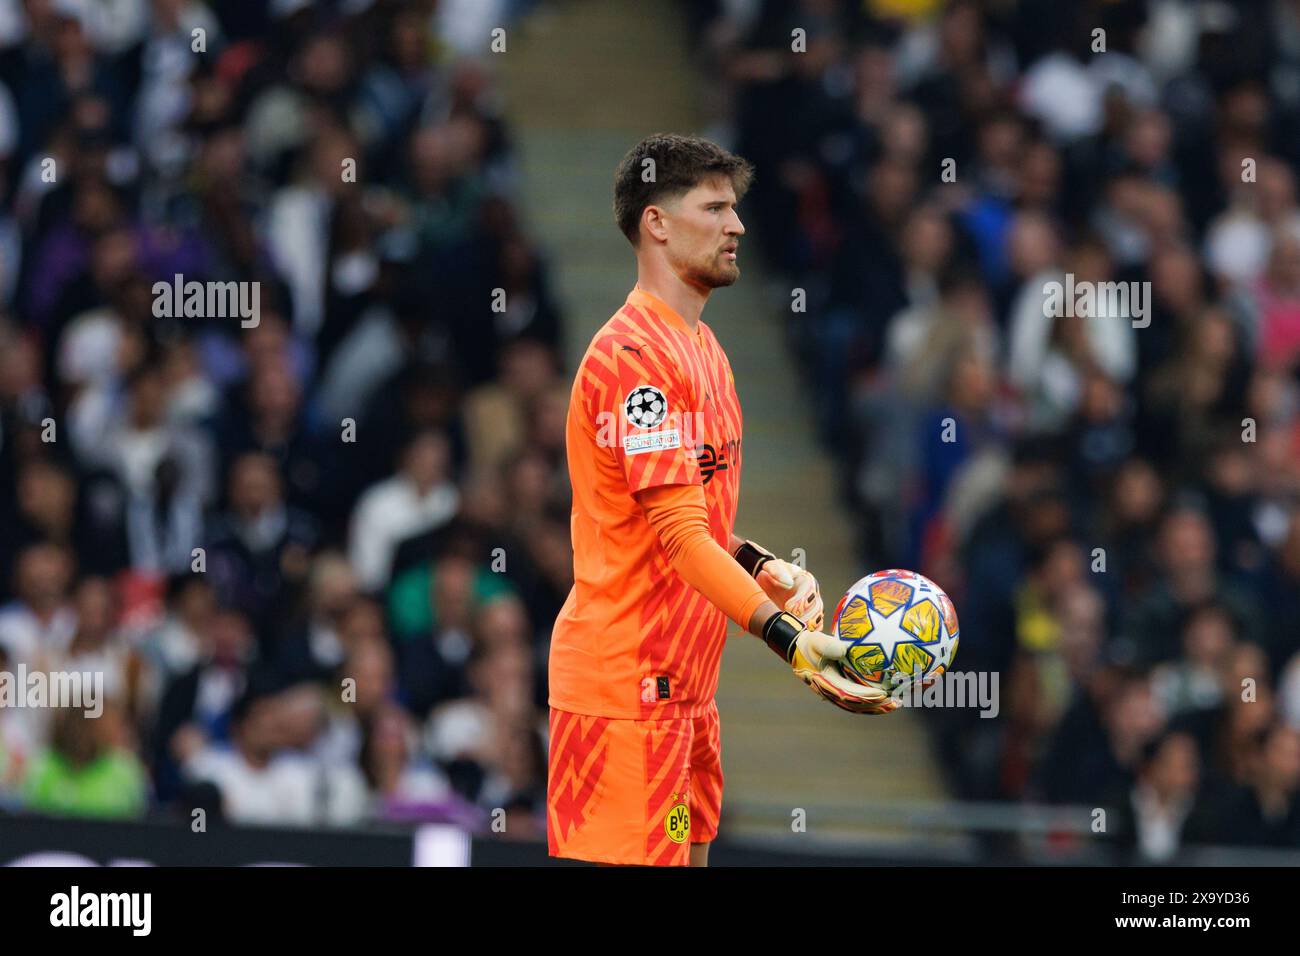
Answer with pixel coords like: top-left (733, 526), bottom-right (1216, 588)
top-left (684, 252), bottom-right (740, 289)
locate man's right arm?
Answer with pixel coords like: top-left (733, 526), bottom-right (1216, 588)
top-left (635, 483), bottom-right (897, 714)
top-left (633, 482), bottom-right (771, 636)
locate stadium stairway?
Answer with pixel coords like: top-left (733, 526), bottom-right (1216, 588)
top-left (497, 0), bottom-right (944, 846)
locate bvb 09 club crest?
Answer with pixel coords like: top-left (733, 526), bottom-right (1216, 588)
top-left (664, 796), bottom-right (690, 844)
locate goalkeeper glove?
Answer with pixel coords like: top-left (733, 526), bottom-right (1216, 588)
top-left (760, 610), bottom-right (900, 715)
top-left (733, 540), bottom-right (825, 632)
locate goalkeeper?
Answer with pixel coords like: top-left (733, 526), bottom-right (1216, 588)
top-left (547, 134), bottom-right (894, 869)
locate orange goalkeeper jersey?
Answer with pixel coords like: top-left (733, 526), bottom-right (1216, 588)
top-left (549, 285), bottom-right (744, 720)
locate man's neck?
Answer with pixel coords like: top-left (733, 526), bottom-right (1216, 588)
top-left (635, 270), bottom-right (708, 331)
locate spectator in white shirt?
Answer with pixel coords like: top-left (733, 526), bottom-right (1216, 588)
top-left (1127, 732), bottom-right (1201, 862)
top-left (0, 542), bottom-right (77, 669)
top-left (1007, 236), bottom-right (1137, 430)
top-left (1204, 157), bottom-right (1300, 290)
top-left (276, 682), bottom-right (370, 826)
top-left (179, 688), bottom-right (318, 827)
top-left (348, 430), bottom-right (459, 592)
top-left (57, 576), bottom-right (143, 715)
top-left (359, 700), bottom-right (452, 819)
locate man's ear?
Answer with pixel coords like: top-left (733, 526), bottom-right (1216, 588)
top-left (642, 204), bottom-right (670, 243)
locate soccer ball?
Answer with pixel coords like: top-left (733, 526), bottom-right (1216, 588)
top-left (830, 569), bottom-right (959, 692)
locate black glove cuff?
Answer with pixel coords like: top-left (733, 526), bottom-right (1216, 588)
top-left (734, 540), bottom-right (776, 579)
top-left (762, 610), bottom-right (803, 664)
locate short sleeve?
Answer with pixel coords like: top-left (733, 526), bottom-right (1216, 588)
top-left (579, 336), bottom-right (701, 494)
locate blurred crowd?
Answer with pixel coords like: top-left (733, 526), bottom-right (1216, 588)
top-left (697, 0), bottom-right (1300, 858)
top-left (0, 0), bottom-right (567, 837)
top-left (5, 0), bottom-right (1300, 865)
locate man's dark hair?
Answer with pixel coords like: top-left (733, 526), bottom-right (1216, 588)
top-left (613, 133), bottom-right (754, 246)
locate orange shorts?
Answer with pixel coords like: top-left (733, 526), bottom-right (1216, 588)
top-left (546, 702), bottom-right (724, 866)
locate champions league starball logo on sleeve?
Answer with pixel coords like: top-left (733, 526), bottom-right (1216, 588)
top-left (624, 385), bottom-right (668, 428)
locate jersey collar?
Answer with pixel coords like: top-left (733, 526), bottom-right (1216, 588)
top-left (628, 285), bottom-right (696, 337)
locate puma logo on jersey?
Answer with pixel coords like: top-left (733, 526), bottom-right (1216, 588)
top-left (621, 345), bottom-right (643, 357)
